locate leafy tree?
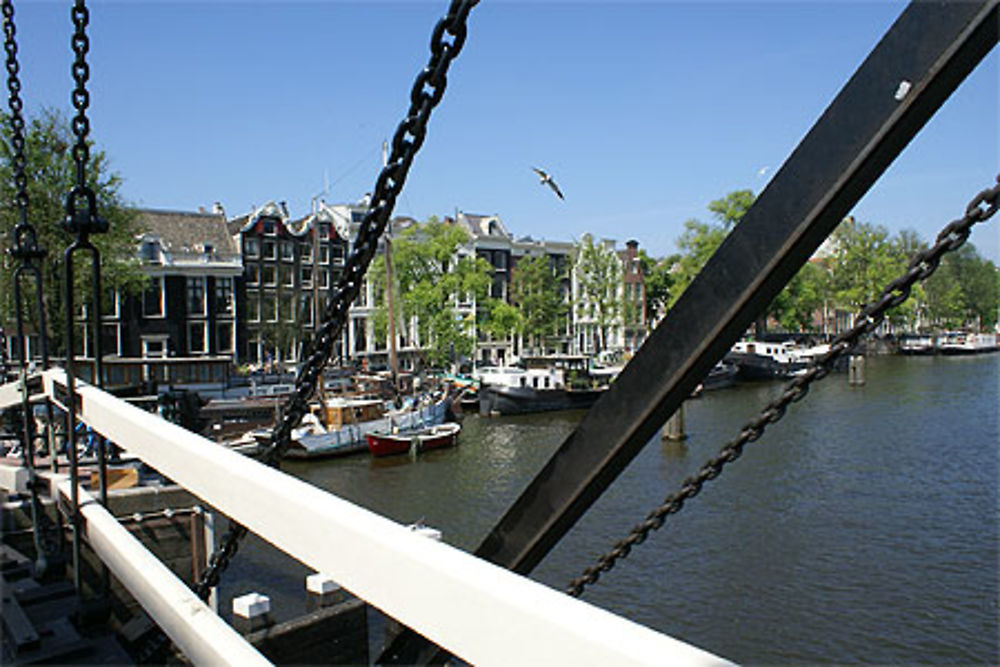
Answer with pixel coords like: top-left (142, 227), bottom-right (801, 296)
top-left (768, 261), bottom-right (827, 332)
top-left (509, 253), bottom-right (563, 354)
top-left (637, 249), bottom-right (677, 320)
top-left (0, 108), bottom-right (143, 356)
top-left (668, 190), bottom-right (754, 308)
top-left (371, 218), bottom-right (492, 368)
top-left (480, 299), bottom-right (522, 344)
top-left (573, 234), bottom-right (622, 353)
top-left (923, 243), bottom-right (998, 330)
top-left (828, 218), bottom-right (909, 313)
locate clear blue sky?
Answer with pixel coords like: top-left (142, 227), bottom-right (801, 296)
top-left (12, 1), bottom-right (999, 261)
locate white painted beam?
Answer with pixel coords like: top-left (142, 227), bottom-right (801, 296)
top-left (45, 370), bottom-right (731, 666)
top-left (54, 476), bottom-right (270, 666)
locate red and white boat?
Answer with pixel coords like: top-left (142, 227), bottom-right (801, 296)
top-left (366, 422), bottom-right (461, 458)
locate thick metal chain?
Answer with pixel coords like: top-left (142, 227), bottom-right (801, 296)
top-left (567, 174), bottom-right (1000, 597)
top-left (64, 0), bottom-right (104, 235)
top-left (193, 0), bottom-right (479, 600)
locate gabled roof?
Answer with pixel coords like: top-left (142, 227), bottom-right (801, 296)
top-left (136, 208), bottom-right (238, 255)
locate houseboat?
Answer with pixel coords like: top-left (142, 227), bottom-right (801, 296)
top-left (476, 355), bottom-right (608, 416)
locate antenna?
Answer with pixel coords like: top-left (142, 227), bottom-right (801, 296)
top-left (382, 140), bottom-right (388, 168)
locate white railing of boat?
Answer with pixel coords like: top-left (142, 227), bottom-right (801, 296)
top-left (0, 369), bottom-right (732, 666)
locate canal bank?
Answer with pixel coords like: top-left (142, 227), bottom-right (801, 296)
top-left (220, 353), bottom-right (997, 664)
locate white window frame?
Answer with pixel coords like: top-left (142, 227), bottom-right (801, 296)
top-left (187, 277), bottom-right (207, 316)
top-left (245, 237), bottom-right (260, 258)
top-left (143, 277), bottom-right (166, 318)
top-left (187, 321), bottom-right (208, 355)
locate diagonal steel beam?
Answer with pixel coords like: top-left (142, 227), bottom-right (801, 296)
top-left (473, 0), bottom-right (999, 575)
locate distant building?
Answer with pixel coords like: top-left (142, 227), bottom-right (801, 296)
top-left (227, 201), bottom-right (349, 369)
top-left (104, 207), bottom-right (243, 390)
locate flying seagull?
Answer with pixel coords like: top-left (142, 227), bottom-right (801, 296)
top-left (532, 166), bottom-right (564, 200)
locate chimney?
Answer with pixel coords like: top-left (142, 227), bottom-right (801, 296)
top-left (279, 201), bottom-right (290, 218)
top-left (213, 201), bottom-right (226, 217)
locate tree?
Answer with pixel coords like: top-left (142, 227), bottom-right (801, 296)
top-left (668, 190), bottom-right (754, 309)
top-left (573, 234), bottom-right (622, 353)
top-left (637, 249), bottom-right (677, 321)
top-left (923, 243), bottom-right (999, 330)
top-left (0, 108), bottom-right (143, 356)
top-left (370, 218), bottom-right (492, 368)
top-left (767, 261), bottom-right (827, 332)
top-left (509, 253), bottom-right (563, 354)
top-left (828, 218), bottom-right (909, 313)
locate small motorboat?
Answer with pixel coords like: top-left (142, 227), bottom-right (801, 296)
top-left (366, 422), bottom-right (461, 458)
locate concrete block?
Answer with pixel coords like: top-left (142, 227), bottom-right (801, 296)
top-left (306, 573), bottom-right (346, 611)
top-left (232, 593), bottom-right (272, 634)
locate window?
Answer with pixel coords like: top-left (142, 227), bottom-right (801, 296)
top-left (331, 244), bottom-right (345, 264)
top-left (245, 237), bottom-right (260, 258)
top-left (262, 220), bottom-right (276, 235)
top-left (320, 222), bottom-right (331, 238)
top-left (247, 294), bottom-right (260, 322)
top-left (301, 265), bottom-right (313, 286)
top-left (301, 243), bottom-right (312, 262)
top-left (214, 277), bottom-right (234, 315)
top-left (140, 239), bottom-right (160, 262)
top-left (319, 245), bottom-right (329, 264)
top-left (496, 252), bottom-right (507, 269)
top-left (102, 287), bottom-right (119, 318)
top-left (247, 264), bottom-right (260, 285)
top-left (262, 294), bottom-right (277, 322)
top-left (188, 322), bottom-right (207, 354)
top-left (280, 241), bottom-right (294, 262)
top-left (101, 323), bottom-right (120, 355)
top-left (216, 322), bottom-right (234, 353)
top-left (280, 264), bottom-right (293, 287)
top-left (143, 277), bottom-right (164, 317)
top-left (187, 277), bottom-right (206, 315)
top-left (300, 295), bottom-right (314, 326)
top-left (280, 293), bottom-right (294, 322)
top-left (263, 239), bottom-right (276, 260)
top-left (319, 269), bottom-right (330, 289)
top-left (143, 339), bottom-right (165, 359)
top-left (262, 265), bottom-right (276, 286)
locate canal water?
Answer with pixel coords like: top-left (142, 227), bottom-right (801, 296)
top-left (222, 354), bottom-right (998, 664)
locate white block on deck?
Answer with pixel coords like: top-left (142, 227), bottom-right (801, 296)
top-left (0, 463), bottom-right (29, 494)
top-left (233, 593), bottom-right (271, 619)
top-left (306, 573), bottom-right (340, 595)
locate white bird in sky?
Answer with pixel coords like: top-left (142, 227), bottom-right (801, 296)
top-left (532, 166), bottom-right (564, 200)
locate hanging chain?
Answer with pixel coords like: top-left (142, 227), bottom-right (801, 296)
top-left (192, 0), bottom-right (480, 600)
top-left (4, 0), bottom-right (60, 577)
top-left (567, 174), bottom-right (1000, 598)
top-left (64, 0), bottom-right (105, 236)
top-left (4, 0), bottom-right (40, 257)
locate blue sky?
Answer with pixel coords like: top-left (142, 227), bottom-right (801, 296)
top-left (12, 1), bottom-right (999, 261)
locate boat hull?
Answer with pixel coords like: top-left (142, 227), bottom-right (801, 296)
top-left (478, 386), bottom-right (605, 416)
top-left (366, 423), bottom-right (461, 457)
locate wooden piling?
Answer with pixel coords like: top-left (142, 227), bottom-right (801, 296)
top-left (662, 403), bottom-right (686, 441)
top-left (849, 355), bottom-right (866, 386)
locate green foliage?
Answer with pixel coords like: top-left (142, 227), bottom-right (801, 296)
top-left (923, 244), bottom-right (999, 330)
top-left (480, 299), bottom-right (523, 341)
top-left (768, 261), bottom-right (827, 331)
top-left (0, 108), bottom-right (143, 354)
top-left (668, 190), bottom-right (755, 307)
top-left (637, 249), bottom-right (676, 318)
top-left (371, 218), bottom-right (492, 368)
top-left (573, 234), bottom-right (623, 352)
top-left (510, 253), bottom-right (563, 353)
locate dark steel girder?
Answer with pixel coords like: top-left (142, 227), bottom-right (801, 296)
top-left (473, 0), bottom-right (999, 575)
top-left (378, 1), bottom-right (997, 663)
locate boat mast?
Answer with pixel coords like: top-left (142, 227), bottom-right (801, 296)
top-left (382, 140), bottom-right (400, 396)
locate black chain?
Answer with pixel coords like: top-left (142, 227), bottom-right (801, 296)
top-left (64, 0), bottom-right (105, 236)
top-left (567, 174), bottom-right (1000, 597)
top-left (3, 0), bottom-right (42, 259)
top-left (192, 0), bottom-right (479, 600)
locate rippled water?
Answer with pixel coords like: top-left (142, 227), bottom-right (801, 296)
top-left (223, 354), bottom-right (998, 664)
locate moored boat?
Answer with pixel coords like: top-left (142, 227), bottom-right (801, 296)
top-left (366, 422), bottom-right (461, 457)
top-left (936, 331), bottom-right (1000, 355)
top-left (475, 355), bottom-right (609, 416)
top-left (724, 340), bottom-right (811, 381)
top-left (285, 394), bottom-right (451, 459)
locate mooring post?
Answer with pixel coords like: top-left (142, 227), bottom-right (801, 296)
top-left (662, 403), bottom-right (686, 441)
top-left (232, 593), bottom-right (272, 635)
top-left (849, 355), bottom-right (866, 386)
top-left (306, 573), bottom-right (347, 612)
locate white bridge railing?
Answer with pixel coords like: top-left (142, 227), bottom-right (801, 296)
top-left (0, 369), bottom-right (732, 666)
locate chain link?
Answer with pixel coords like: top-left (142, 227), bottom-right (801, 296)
top-left (3, 0), bottom-right (43, 259)
top-left (192, 0), bottom-right (479, 601)
top-left (63, 0), bottom-right (105, 236)
top-left (567, 174), bottom-right (1000, 597)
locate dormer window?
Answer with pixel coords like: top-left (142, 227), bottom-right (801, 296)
top-left (204, 243), bottom-right (215, 256)
top-left (262, 220), bottom-right (276, 235)
top-left (140, 239), bottom-right (160, 263)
